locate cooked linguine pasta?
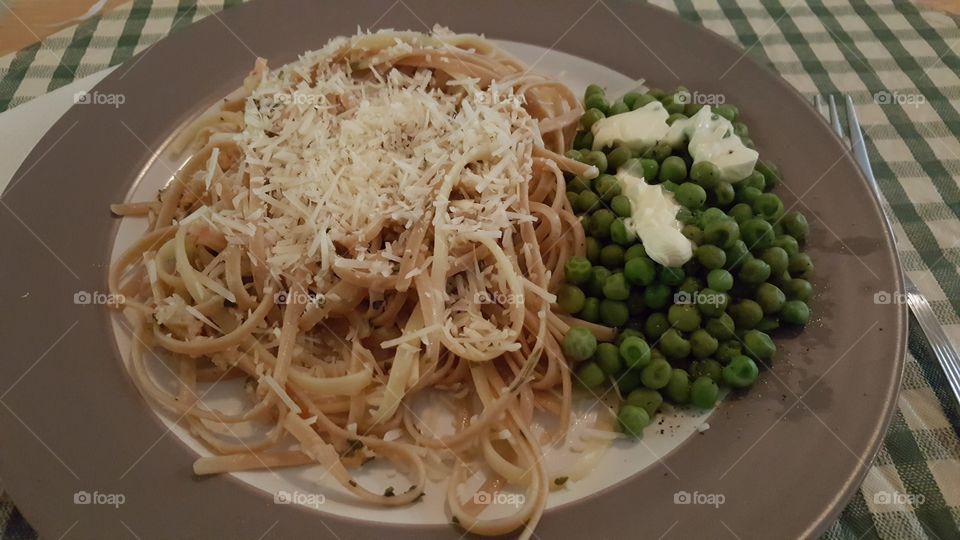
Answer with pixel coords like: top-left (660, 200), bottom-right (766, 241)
top-left (109, 28), bottom-right (613, 537)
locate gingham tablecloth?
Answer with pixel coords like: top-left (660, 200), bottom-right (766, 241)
top-left (1, 1), bottom-right (958, 538)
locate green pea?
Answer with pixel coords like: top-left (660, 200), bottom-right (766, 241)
top-left (704, 219), bottom-right (740, 249)
top-left (658, 267), bottom-right (685, 287)
top-left (706, 313), bottom-right (736, 340)
top-left (756, 317), bottom-right (780, 333)
top-left (678, 275), bottom-right (703, 295)
top-left (756, 160), bottom-right (781, 191)
top-left (600, 244), bottom-right (625, 269)
top-left (744, 329), bottom-right (776, 360)
top-left (619, 336), bottom-right (651, 370)
top-left (684, 102), bottom-right (704, 116)
top-left (663, 99), bottom-right (685, 115)
top-left (788, 252), bottom-right (814, 278)
top-left (622, 92), bottom-right (643, 109)
top-left (714, 104), bottom-right (738, 122)
top-left (558, 284), bottom-right (586, 314)
top-left (645, 142), bottom-right (672, 163)
top-left (665, 369), bottom-right (691, 404)
top-left (596, 342), bottom-right (622, 375)
top-left (760, 247), bottom-right (789, 275)
top-left (658, 156), bottom-right (688, 183)
top-left (736, 186), bottom-right (762, 206)
top-left (740, 218), bottom-right (775, 250)
top-left (575, 131), bottom-right (595, 150)
top-left (753, 193), bottom-right (784, 221)
top-left (609, 100), bottom-right (630, 116)
top-left (617, 370), bottom-right (642, 394)
top-left (715, 340), bottom-right (742, 364)
top-left (588, 266), bottom-right (611, 297)
top-left (724, 240), bottom-right (751, 271)
top-left (584, 84), bottom-right (605, 101)
top-left (722, 355), bottom-right (759, 388)
top-left (668, 304), bottom-right (701, 332)
top-left (729, 299), bottom-right (764, 330)
top-left (659, 329), bottom-right (691, 360)
top-left (564, 256), bottom-right (592, 285)
top-left (690, 161), bottom-right (722, 189)
top-left (706, 268), bottom-right (734, 292)
top-left (743, 171), bottom-right (766, 191)
top-left (610, 219), bottom-right (636, 246)
top-left (773, 234), bottom-right (800, 256)
top-left (675, 183), bottom-right (707, 210)
top-left (713, 182), bottom-right (735, 207)
top-left (624, 244), bottom-right (647, 261)
top-left (625, 256), bottom-right (656, 286)
top-left (755, 283), bottom-right (786, 314)
top-left (626, 388), bottom-right (663, 416)
top-left (676, 207), bottom-right (697, 225)
top-left (781, 300), bottom-right (810, 326)
top-left (616, 328), bottom-right (645, 345)
top-left (584, 94), bottom-right (610, 114)
top-left (689, 329), bottom-right (719, 358)
top-left (727, 203), bottom-right (753, 224)
top-left (644, 283), bottom-right (672, 310)
top-left (695, 244), bottom-right (727, 269)
top-left (784, 278), bottom-right (812, 301)
top-left (563, 327), bottom-right (597, 362)
top-left (698, 207), bottom-right (726, 227)
top-left (639, 158), bottom-right (659, 181)
top-left (633, 94), bottom-right (659, 110)
top-left (581, 108), bottom-right (605, 129)
top-left (661, 180), bottom-right (680, 193)
top-left (594, 174), bottom-right (621, 201)
top-left (566, 191), bottom-right (579, 205)
top-left (602, 272), bottom-right (630, 301)
top-left (682, 224), bottom-right (704, 245)
top-left (696, 288), bottom-right (729, 317)
top-left (582, 150), bottom-right (609, 173)
top-left (575, 190), bottom-right (600, 213)
top-left (640, 358), bottom-right (673, 389)
top-left (567, 176), bottom-right (590, 193)
top-left (599, 299), bottom-right (629, 327)
top-left (577, 361), bottom-right (606, 389)
top-left (617, 404), bottom-right (650, 437)
top-left (739, 258), bottom-right (771, 285)
top-left (585, 237), bottom-right (600, 263)
top-left (781, 212), bottom-right (809, 243)
top-left (611, 195), bottom-right (632, 217)
top-left (690, 376), bottom-right (720, 408)
top-left (579, 297), bottom-right (600, 323)
top-left (690, 359), bottom-right (723, 383)
top-left (645, 312), bottom-right (670, 340)
top-left (589, 209), bottom-right (615, 239)
top-left (732, 122), bottom-right (749, 138)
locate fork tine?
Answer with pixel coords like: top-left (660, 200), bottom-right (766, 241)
top-left (828, 95), bottom-right (843, 138)
top-left (844, 95), bottom-right (876, 182)
top-left (814, 95), bottom-right (828, 122)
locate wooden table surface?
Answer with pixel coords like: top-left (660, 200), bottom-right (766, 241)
top-left (0, 0), bottom-right (958, 58)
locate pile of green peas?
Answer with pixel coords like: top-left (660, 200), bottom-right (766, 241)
top-left (558, 84), bottom-right (814, 438)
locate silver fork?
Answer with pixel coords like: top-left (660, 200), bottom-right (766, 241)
top-left (814, 94), bottom-right (960, 406)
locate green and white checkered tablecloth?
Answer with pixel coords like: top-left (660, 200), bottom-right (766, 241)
top-left (1, 0), bottom-right (958, 538)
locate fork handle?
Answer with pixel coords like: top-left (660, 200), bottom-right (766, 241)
top-left (842, 96), bottom-right (960, 407)
top-left (904, 279), bottom-right (960, 405)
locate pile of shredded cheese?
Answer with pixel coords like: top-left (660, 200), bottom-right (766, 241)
top-left (202, 43), bottom-right (540, 294)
